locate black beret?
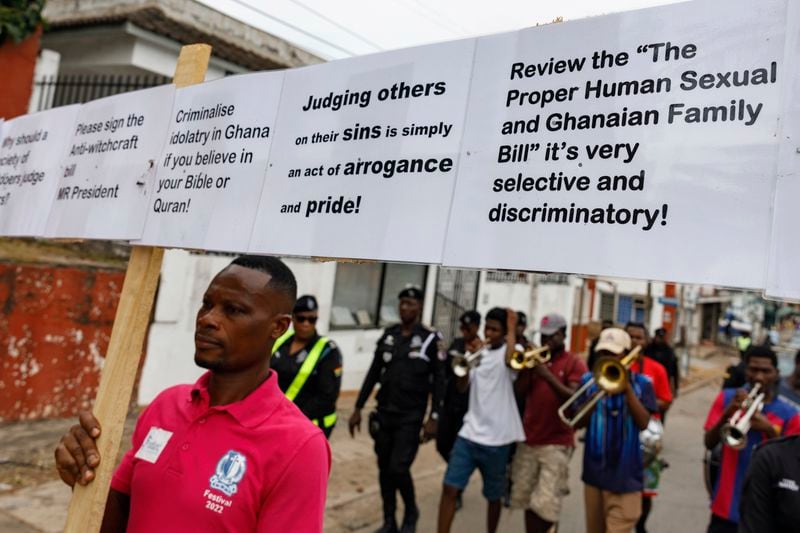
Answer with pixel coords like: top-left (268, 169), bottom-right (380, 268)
top-left (398, 286), bottom-right (424, 301)
top-left (459, 310), bottom-right (481, 326)
top-left (293, 294), bottom-right (318, 313)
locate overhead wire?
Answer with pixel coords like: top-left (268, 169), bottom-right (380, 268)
top-left (281, 0), bottom-right (384, 51)
top-left (225, 0), bottom-right (364, 56)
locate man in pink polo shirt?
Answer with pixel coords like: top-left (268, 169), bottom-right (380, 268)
top-left (54, 255), bottom-right (331, 532)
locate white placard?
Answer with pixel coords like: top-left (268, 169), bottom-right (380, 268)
top-left (0, 106), bottom-right (80, 236)
top-left (765, 1), bottom-right (800, 300)
top-left (443, 0), bottom-right (788, 289)
top-left (248, 39), bottom-right (476, 263)
top-left (137, 72), bottom-right (284, 252)
top-left (45, 85), bottom-right (175, 239)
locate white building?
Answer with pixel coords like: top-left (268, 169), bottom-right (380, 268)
top-left (136, 251), bottom-right (687, 404)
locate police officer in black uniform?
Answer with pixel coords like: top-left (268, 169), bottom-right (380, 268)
top-left (349, 287), bottom-right (445, 533)
top-left (436, 310), bottom-right (481, 463)
top-left (271, 295), bottom-right (343, 438)
top-left (739, 435), bottom-right (800, 533)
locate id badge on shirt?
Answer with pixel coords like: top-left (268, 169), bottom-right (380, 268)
top-left (134, 427), bottom-right (173, 464)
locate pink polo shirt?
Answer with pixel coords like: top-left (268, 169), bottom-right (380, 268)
top-left (111, 371), bottom-right (330, 532)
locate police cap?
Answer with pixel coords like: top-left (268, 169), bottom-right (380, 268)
top-left (398, 286), bottom-right (424, 301)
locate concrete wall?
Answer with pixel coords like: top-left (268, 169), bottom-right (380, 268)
top-left (0, 262), bottom-right (124, 421)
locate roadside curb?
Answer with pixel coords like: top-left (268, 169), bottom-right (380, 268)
top-left (680, 372), bottom-right (723, 395)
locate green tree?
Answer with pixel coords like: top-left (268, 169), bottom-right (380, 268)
top-left (0, 0), bottom-right (46, 45)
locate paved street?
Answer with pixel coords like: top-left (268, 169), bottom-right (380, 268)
top-left (0, 354), bottom-right (729, 532)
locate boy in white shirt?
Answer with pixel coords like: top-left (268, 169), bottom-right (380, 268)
top-left (437, 308), bottom-right (525, 533)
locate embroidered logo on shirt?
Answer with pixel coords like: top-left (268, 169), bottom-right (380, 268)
top-left (778, 478), bottom-right (799, 491)
top-left (210, 450), bottom-right (247, 497)
top-left (411, 335), bottom-right (422, 348)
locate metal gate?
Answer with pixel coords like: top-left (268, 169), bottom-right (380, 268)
top-left (432, 268), bottom-right (480, 344)
top-left (31, 74), bottom-right (171, 112)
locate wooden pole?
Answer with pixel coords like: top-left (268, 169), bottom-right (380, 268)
top-left (63, 44), bottom-right (211, 533)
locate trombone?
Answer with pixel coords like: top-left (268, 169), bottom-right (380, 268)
top-left (451, 344), bottom-right (485, 378)
top-left (508, 345), bottom-right (551, 370)
top-left (720, 383), bottom-right (765, 450)
top-left (558, 346), bottom-right (641, 427)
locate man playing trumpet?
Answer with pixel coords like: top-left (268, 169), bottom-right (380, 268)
top-left (564, 328), bottom-right (657, 533)
top-left (437, 308), bottom-right (525, 533)
top-left (510, 313), bottom-right (587, 533)
top-left (703, 345), bottom-right (800, 533)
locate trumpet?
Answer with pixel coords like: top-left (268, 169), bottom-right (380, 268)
top-left (452, 345), bottom-right (484, 377)
top-left (558, 345), bottom-right (641, 427)
top-left (720, 383), bottom-right (765, 450)
top-left (508, 345), bottom-right (551, 370)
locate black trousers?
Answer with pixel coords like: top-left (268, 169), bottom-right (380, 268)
top-left (371, 411), bottom-right (423, 523)
top-left (707, 514), bottom-right (738, 533)
top-left (436, 407), bottom-right (466, 462)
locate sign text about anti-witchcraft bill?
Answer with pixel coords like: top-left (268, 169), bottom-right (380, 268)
top-left (489, 41), bottom-right (776, 231)
top-left (279, 80), bottom-right (455, 219)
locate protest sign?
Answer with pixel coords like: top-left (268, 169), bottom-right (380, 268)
top-left (765, 1), bottom-right (800, 300)
top-left (443, 0), bottom-right (788, 289)
top-left (248, 39), bottom-right (475, 263)
top-left (45, 85), bottom-right (175, 239)
top-left (137, 72), bottom-right (284, 251)
top-left (0, 106), bottom-right (80, 236)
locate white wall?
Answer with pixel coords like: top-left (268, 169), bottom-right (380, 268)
top-left (139, 252), bottom-right (433, 403)
top-left (28, 50), bottom-right (61, 113)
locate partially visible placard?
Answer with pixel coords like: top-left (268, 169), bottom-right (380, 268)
top-left (443, 0), bottom-right (788, 289)
top-left (136, 72), bottom-right (284, 251)
top-left (45, 85), bottom-right (175, 239)
top-left (0, 106), bottom-right (80, 236)
top-left (248, 39), bottom-right (476, 263)
top-left (765, 1), bottom-right (800, 301)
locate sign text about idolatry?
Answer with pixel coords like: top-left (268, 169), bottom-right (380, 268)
top-left (0, 0), bottom-right (797, 297)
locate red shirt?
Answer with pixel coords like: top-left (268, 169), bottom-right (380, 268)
top-left (703, 388), bottom-right (800, 522)
top-left (111, 371), bottom-right (330, 532)
top-left (522, 350), bottom-right (587, 446)
top-left (636, 356), bottom-right (673, 419)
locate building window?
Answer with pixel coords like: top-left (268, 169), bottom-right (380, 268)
top-left (330, 263), bottom-right (428, 329)
top-left (599, 292), bottom-right (615, 323)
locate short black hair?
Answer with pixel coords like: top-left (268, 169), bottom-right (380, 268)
top-left (625, 321), bottom-right (648, 335)
top-left (744, 344), bottom-right (778, 368)
top-left (229, 255), bottom-right (297, 302)
top-left (485, 307), bottom-right (508, 332)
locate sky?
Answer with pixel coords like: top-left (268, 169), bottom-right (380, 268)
top-left (197, 0), bottom-right (685, 60)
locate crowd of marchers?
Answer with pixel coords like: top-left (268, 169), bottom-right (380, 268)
top-left (54, 256), bottom-right (800, 532)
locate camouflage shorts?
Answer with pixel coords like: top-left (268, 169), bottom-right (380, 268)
top-left (510, 443), bottom-right (572, 523)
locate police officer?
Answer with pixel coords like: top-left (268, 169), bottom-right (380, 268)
top-left (271, 295), bottom-right (343, 438)
top-left (437, 310), bottom-right (481, 463)
top-left (349, 287), bottom-right (445, 533)
top-left (739, 435), bottom-right (800, 533)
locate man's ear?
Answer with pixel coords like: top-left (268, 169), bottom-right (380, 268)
top-left (271, 314), bottom-right (292, 340)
